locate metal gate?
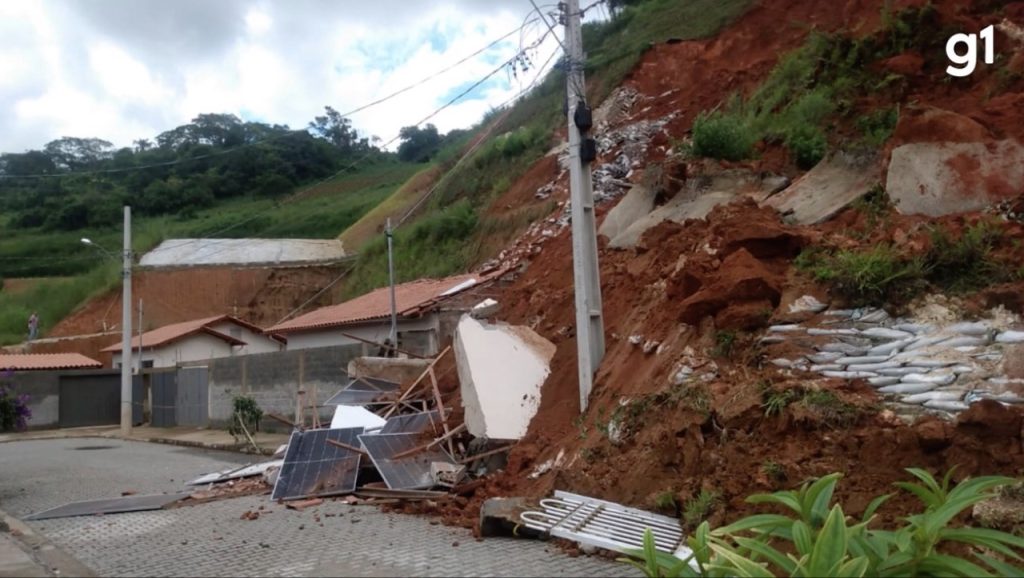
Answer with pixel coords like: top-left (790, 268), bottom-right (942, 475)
top-left (59, 373), bottom-right (120, 428)
top-left (176, 367), bottom-right (209, 427)
top-left (150, 371), bottom-right (177, 427)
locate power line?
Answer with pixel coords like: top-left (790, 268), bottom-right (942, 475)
top-left (143, 27), bottom-right (556, 264)
top-left (0, 19), bottom-right (541, 180)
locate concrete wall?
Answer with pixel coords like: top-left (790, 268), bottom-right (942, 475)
top-left (6, 371), bottom-right (60, 429)
top-left (284, 316), bottom-right (440, 356)
top-left (190, 343), bottom-right (363, 432)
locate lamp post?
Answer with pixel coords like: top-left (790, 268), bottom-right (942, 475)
top-left (81, 205), bottom-right (133, 435)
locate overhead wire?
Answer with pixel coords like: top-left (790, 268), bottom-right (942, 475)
top-left (0, 19), bottom-right (541, 180)
top-left (143, 26), bottom-right (558, 264)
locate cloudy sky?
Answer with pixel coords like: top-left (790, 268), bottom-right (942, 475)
top-left (0, 0), bottom-right (577, 154)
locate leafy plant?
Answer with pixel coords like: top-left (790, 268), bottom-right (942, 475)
top-left (684, 490), bottom-right (720, 529)
top-left (620, 469), bottom-right (1024, 577)
top-left (691, 111), bottom-right (755, 162)
top-left (713, 330), bottom-right (737, 358)
top-left (229, 395), bottom-right (263, 439)
top-left (785, 125), bottom-right (828, 170)
top-left (0, 375), bottom-right (31, 432)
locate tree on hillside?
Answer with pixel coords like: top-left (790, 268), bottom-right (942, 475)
top-left (43, 137), bottom-right (114, 170)
top-left (397, 124), bottom-right (442, 163)
top-left (308, 106), bottom-right (367, 154)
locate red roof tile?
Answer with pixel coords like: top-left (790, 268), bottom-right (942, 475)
top-left (101, 315), bottom-right (260, 353)
top-left (268, 273), bottom-right (488, 334)
top-left (0, 353), bottom-right (103, 371)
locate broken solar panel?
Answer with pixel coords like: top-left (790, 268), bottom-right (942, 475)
top-left (380, 410), bottom-right (442, 435)
top-left (25, 493), bottom-right (188, 520)
top-left (324, 376), bottom-right (401, 406)
top-left (359, 433), bottom-right (455, 490)
top-left (271, 427), bottom-right (364, 501)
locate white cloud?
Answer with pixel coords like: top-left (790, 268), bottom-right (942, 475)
top-left (1, 1), bottom-right (565, 153)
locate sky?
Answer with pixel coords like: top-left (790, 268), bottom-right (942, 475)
top-left (0, 0), bottom-right (573, 154)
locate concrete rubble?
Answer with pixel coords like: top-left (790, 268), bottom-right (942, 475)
top-left (766, 299), bottom-right (1024, 420)
top-left (454, 315), bottom-right (556, 440)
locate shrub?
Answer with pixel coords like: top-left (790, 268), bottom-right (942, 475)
top-left (691, 112), bottom-right (754, 162)
top-left (229, 395), bottom-right (262, 439)
top-left (924, 222), bottom-right (1009, 293)
top-left (797, 245), bottom-right (925, 306)
top-left (620, 469), bottom-right (1024, 577)
top-left (0, 377), bottom-right (31, 432)
top-left (785, 125), bottom-right (828, 170)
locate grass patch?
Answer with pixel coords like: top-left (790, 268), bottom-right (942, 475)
top-left (798, 389), bottom-right (863, 428)
top-left (798, 220), bottom-right (1016, 307)
top-left (682, 489), bottom-right (720, 529)
top-left (0, 263), bottom-right (119, 344)
top-left (611, 381), bottom-right (711, 441)
top-left (654, 491), bottom-right (678, 513)
top-left (713, 330), bottom-right (737, 358)
top-left (762, 460), bottom-right (787, 483)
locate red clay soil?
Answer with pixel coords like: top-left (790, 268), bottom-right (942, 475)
top-left (48, 265), bottom-right (350, 339)
top-left (428, 197), bottom-right (1024, 532)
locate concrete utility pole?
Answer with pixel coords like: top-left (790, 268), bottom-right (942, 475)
top-left (121, 206), bottom-right (133, 435)
top-left (386, 218), bottom-right (398, 351)
top-left (564, 0), bottom-right (605, 413)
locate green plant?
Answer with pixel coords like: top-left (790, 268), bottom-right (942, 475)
top-left (924, 222), bottom-right (1010, 293)
top-left (784, 125), bottom-right (828, 170)
top-left (798, 245), bottom-right (925, 306)
top-left (0, 376), bottom-right (32, 432)
top-left (691, 111), bottom-right (754, 162)
top-left (683, 490), bottom-right (720, 529)
top-left (763, 460), bottom-right (787, 483)
top-left (656, 491), bottom-right (680, 513)
top-left (713, 331), bottom-right (737, 358)
top-left (229, 395), bottom-right (263, 439)
top-left (762, 389), bottom-right (797, 417)
top-left (857, 106), bottom-right (899, 146)
top-left (621, 469), bottom-right (1024, 577)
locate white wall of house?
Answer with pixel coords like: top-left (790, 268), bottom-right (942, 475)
top-left (283, 315), bottom-right (440, 355)
top-left (112, 333), bottom-right (239, 369)
top-left (206, 321), bottom-right (282, 355)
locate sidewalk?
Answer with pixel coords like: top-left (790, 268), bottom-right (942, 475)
top-left (0, 425), bottom-right (290, 456)
top-left (0, 510), bottom-right (95, 578)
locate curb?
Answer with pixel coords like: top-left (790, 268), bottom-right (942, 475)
top-left (0, 508), bottom-right (97, 578)
top-left (143, 437), bottom-right (277, 456)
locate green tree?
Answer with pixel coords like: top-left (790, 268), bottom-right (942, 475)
top-left (397, 124), bottom-right (442, 162)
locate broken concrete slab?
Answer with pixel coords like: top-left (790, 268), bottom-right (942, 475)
top-left (598, 184), bottom-right (656, 242)
top-left (609, 190), bottom-right (736, 249)
top-left (470, 298), bottom-right (500, 319)
top-left (455, 315), bottom-right (555, 440)
top-left (186, 460), bottom-right (284, 486)
top-left (762, 152), bottom-right (879, 224)
top-left (887, 140), bottom-right (1024, 216)
top-left (329, 405), bottom-right (387, 431)
top-left (347, 357), bottom-right (431, 385)
top-left (25, 493), bottom-right (188, 521)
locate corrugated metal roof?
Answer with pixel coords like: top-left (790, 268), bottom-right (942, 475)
top-left (269, 273), bottom-right (486, 334)
top-left (101, 315), bottom-right (263, 353)
top-left (0, 353), bottom-right (103, 371)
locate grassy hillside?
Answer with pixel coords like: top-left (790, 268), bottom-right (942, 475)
top-left (339, 0), bottom-right (754, 295)
top-left (0, 162), bottom-right (418, 344)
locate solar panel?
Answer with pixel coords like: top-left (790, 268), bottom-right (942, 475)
top-left (380, 410), bottom-right (442, 434)
top-left (359, 433), bottom-right (455, 490)
top-left (324, 376), bottom-right (401, 406)
top-left (271, 428), bottom-right (364, 501)
top-left (26, 493), bottom-right (188, 520)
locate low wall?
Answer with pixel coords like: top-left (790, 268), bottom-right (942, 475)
top-left (188, 343), bottom-right (362, 432)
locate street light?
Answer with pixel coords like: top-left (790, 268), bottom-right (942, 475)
top-left (80, 208), bottom-right (133, 436)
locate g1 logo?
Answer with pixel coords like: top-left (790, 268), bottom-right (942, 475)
top-left (946, 24), bottom-right (994, 77)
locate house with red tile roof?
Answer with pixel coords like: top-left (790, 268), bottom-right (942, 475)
top-left (102, 315), bottom-right (283, 369)
top-left (0, 353), bottom-right (103, 371)
top-left (267, 272), bottom-right (494, 355)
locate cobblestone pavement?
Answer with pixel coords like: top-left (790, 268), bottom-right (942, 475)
top-left (0, 439), bottom-right (632, 577)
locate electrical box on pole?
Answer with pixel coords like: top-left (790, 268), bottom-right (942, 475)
top-left (564, 0), bottom-right (605, 413)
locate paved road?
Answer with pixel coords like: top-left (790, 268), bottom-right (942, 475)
top-left (0, 439), bottom-right (629, 577)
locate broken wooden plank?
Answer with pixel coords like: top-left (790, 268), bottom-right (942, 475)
top-left (382, 346), bottom-right (452, 418)
top-left (326, 438), bottom-right (370, 457)
top-left (285, 498), bottom-right (323, 511)
top-left (391, 423), bottom-right (466, 460)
